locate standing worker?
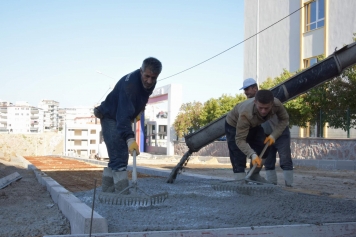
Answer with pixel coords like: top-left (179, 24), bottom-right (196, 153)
top-left (225, 89), bottom-right (289, 183)
top-left (240, 78), bottom-right (293, 187)
top-left (94, 57), bottom-right (162, 194)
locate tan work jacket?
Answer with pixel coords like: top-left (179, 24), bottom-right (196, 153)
top-left (226, 97), bottom-right (289, 158)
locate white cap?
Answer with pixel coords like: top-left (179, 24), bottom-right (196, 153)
top-left (240, 78), bottom-right (257, 90)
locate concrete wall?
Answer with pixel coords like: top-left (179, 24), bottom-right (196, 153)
top-left (244, 0), bottom-right (356, 82)
top-left (243, 0), bottom-right (301, 82)
top-left (174, 138), bottom-right (356, 170)
top-left (328, 0), bottom-right (356, 53)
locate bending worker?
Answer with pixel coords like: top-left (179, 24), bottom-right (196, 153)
top-left (94, 57), bottom-right (162, 194)
top-left (225, 89), bottom-right (289, 183)
top-left (241, 78), bottom-right (293, 187)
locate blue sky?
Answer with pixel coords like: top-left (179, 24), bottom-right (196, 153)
top-left (0, 1), bottom-right (245, 108)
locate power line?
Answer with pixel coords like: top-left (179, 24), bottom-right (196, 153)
top-left (96, 86), bottom-right (112, 105)
top-left (95, 2), bottom-right (311, 104)
top-left (95, 71), bottom-right (116, 105)
top-left (158, 3), bottom-right (310, 82)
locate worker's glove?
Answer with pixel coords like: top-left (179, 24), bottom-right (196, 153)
top-left (131, 113), bottom-right (141, 123)
top-left (127, 138), bottom-right (140, 156)
top-left (250, 153), bottom-right (262, 168)
top-left (264, 135), bottom-right (275, 146)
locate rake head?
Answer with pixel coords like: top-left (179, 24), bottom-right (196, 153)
top-left (98, 191), bottom-right (168, 207)
top-left (211, 180), bottom-right (277, 195)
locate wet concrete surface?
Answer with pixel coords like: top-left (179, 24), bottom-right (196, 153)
top-left (17, 155), bottom-right (356, 234)
top-left (74, 173), bottom-right (356, 233)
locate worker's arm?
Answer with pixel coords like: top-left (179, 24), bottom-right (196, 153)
top-left (116, 88), bottom-right (135, 141)
top-left (235, 115), bottom-right (255, 158)
top-left (270, 99), bottom-right (289, 140)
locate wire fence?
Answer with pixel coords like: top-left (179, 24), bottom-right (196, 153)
top-left (290, 109), bottom-right (356, 138)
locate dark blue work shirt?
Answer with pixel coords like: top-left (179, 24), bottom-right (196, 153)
top-left (97, 69), bottom-right (155, 141)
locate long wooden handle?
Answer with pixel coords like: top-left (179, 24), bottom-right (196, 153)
top-left (245, 143), bottom-right (269, 179)
top-left (132, 119), bottom-right (137, 184)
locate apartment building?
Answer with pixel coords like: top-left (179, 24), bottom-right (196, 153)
top-left (63, 123), bottom-right (101, 158)
top-left (244, 0), bottom-right (356, 138)
top-left (0, 101), bottom-right (44, 133)
top-left (60, 107), bottom-right (99, 158)
top-left (38, 100), bottom-right (59, 131)
top-left (58, 107), bottom-right (94, 130)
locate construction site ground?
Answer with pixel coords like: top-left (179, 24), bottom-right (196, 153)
top-left (1, 155), bottom-right (356, 236)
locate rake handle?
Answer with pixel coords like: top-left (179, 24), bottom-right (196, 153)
top-left (245, 143), bottom-right (269, 179)
top-left (132, 119), bottom-right (138, 184)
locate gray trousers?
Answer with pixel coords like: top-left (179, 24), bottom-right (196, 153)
top-left (264, 126), bottom-right (293, 170)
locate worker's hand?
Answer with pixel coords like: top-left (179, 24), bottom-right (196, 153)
top-left (264, 135), bottom-right (275, 146)
top-left (131, 113), bottom-right (141, 123)
top-left (127, 138), bottom-right (140, 156)
top-left (251, 153), bottom-right (262, 168)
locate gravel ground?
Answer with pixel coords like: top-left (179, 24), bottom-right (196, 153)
top-left (0, 162), bottom-right (71, 237)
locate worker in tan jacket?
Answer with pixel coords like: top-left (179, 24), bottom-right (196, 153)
top-left (225, 89), bottom-right (289, 182)
top-left (241, 78), bottom-right (293, 187)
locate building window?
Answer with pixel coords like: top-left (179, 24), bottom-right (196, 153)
top-left (305, 0), bottom-right (324, 32)
top-left (303, 56), bottom-right (320, 68)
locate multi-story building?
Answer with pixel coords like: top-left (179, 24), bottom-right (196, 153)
top-left (38, 100), bottom-right (59, 131)
top-left (61, 107), bottom-right (99, 158)
top-left (59, 107), bottom-right (94, 127)
top-left (244, 0), bottom-right (356, 138)
top-left (0, 101), bottom-right (44, 133)
top-left (63, 123), bottom-right (101, 158)
top-left (0, 101), bottom-right (11, 133)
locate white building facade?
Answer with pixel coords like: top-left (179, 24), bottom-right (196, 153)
top-left (63, 123), bottom-right (101, 158)
top-left (244, 0), bottom-right (356, 138)
top-left (58, 107), bottom-right (94, 130)
top-left (38, 100), bottom-right (59, 131)
top-left (0, 101), bottom-right (44, 133)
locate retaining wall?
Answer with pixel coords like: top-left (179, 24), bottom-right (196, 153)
top-left (174, 138), bottom-right (356, 171)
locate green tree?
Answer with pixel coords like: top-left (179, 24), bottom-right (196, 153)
top-left (323, 64), bottom-right (356, 132)
top-left (259, 69), bottom-right (312, 127)
top-left (199, 94), bottom-right (246, 125)
top-left (173, 101), bottom-right (203, 139)
top-left (322, 34), bottom-right (356, 132)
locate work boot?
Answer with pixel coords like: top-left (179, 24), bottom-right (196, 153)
top-left (266, 170), bottom-right (278, 185)
top-left (283, 170), bottom-right (293, 187)
top-left (233, 172), bottom-right (246, 184)
top-left (247, 162), bottom-right (268, 183)
top-left (101, 167), bottom-right (114, 192)
top-left (249, 173), bottom-right (269, 184)
top-left (112, 170), bottom-right (130, 194)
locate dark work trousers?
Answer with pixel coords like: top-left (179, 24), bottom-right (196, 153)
top-left (225, 120), bottom-right (268, 173)
top-left (264, 126), bottom-right (293, 171)
top-left (100, 117), bottom-right (129, 171)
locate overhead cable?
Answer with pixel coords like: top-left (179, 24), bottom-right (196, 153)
top-left (158, 2), bottom-right (311, 81)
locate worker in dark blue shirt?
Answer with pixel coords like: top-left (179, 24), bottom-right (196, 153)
top-left (94, 57), bottom-right (162, 194)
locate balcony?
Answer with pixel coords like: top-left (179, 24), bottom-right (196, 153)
top-left (31, 109), bottom-right (39, 114)
top-left (31, 115), bottom-right (39, 119)
top-left (0, 120), bottom-right (7, 124)
top-left (0, 108), bottom-right (7, 113)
